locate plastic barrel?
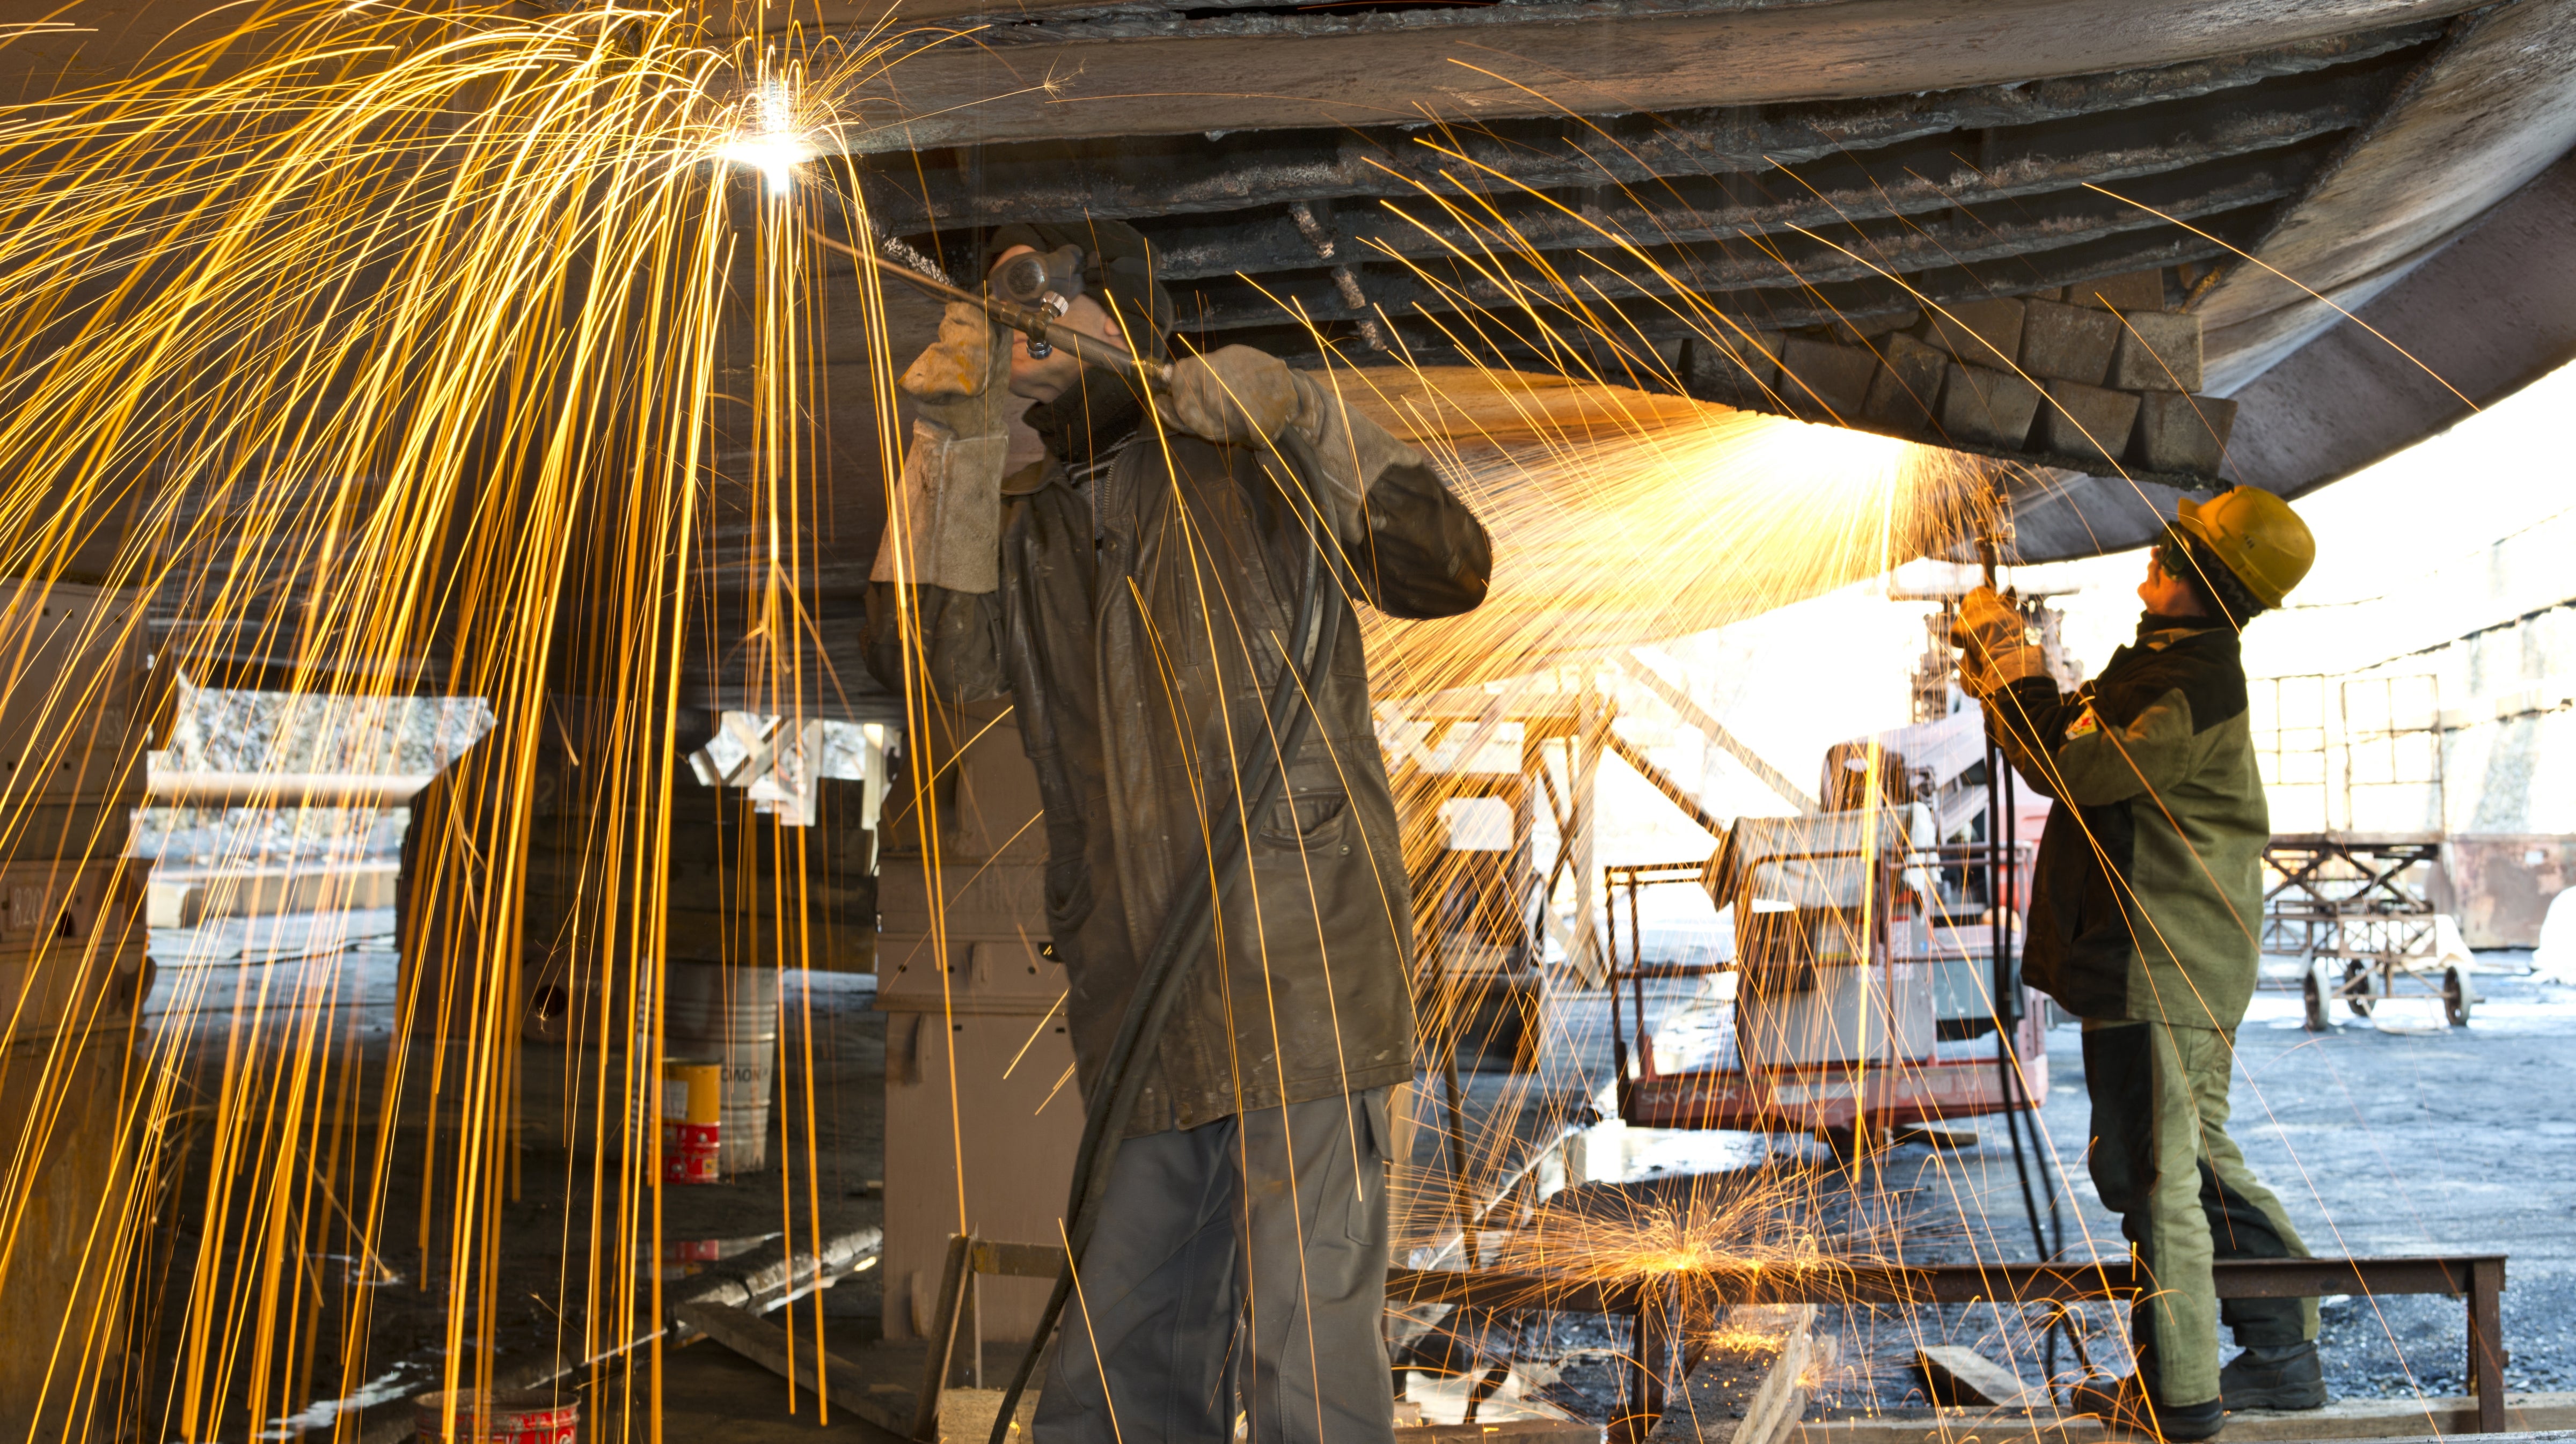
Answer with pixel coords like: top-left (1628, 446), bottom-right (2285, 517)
top-left (414, 1390), bottom-right (578, 1444)
top-left (664, 962), bottom-right (778, 1175)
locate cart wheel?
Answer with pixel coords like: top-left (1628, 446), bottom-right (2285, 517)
top-left (2445, 966), bottom-right (2472, 1027)
top-left (2343, 961), bottom-right (2376, 1018)
top-left (2303, 965), bottom-right (2330, 1031)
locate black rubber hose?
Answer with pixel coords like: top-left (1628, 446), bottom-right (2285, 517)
top-left (1987, 735), bottom-right (2052, 1264)
top-left (985, 426), bottom-right (1349, 1444)
top-left (1985, 739), bottom-right (2074, 1382)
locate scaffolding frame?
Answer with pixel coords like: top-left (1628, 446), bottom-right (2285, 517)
top-left (2251, 672), bottom-right (2471, 1027)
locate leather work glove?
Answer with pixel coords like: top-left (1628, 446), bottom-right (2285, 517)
top-left (1950, 584), bottom-right (2045, 697)
top-left (871, 302), bottom-right (1018, 594)
top-left (1166, 345), bottom-right (1305, 446)
top-left (901, 300), bottom-right (1014, 437)
top-left (1166, 347), bottom-right (1431, 548)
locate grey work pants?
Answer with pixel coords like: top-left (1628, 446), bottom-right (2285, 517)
top-left (1035, 1088), bottom-right (1397, 1444)
top-left (2083, 1020), bottom-right (2318, 1407)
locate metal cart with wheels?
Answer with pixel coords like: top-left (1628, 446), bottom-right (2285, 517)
top-left (2267, 833), bottom-right (2476, 1030)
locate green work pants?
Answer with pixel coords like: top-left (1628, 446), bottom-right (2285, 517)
top-left (2082, 1020), bottom-right (2319, 1408)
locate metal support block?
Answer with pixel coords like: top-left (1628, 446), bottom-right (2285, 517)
top-left (1919, 298), bottom-right (2025, 369)
top-left (1861, 333), bottom-right (1949, 430)
top-left (1678, 328), bottom-right (1783, 408)
top-left (2037, 378), bottom-right (2142, 465)
top-left (2017, 298), bottom-right (2122, 384)
top-left (1776, 336), bottom-right (1879, 420)
top-left (1817, 306), bottom-right (1922, 347)
top-left (2109, 309), bottom-right (2205, 390)
top-left (2133, 390), bottom-right (2238, 474)
top-left (2067, 268), bottom-right (2168, 312)
top-left (1941, 362), bottom-right (2043, 448)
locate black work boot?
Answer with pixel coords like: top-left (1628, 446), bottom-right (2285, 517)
top-left (2066, 1374), bottom-right (2225, 1441)
top-left (2221, 1342), bottom-right (2328, 1411)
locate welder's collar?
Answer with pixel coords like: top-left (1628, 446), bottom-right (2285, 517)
top-left (2134, 611), bottom-right (2234, 647)
top-left (1026, 366), bottom-right (1147, 470)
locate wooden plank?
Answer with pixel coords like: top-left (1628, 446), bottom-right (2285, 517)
top-left (1392, 1255), bottom-right (2507, 1311)
top-left (1621, 651), bottom-right (1816, 815)
top-left (932, 1389), bottom-right (1043, 1444)
top-left (1648, 1305), bottom-right (1816, 1444)
top-left (1400, 1420), bottom-right (1602, 1444)
top-left (1792, 1392), bottom-right (2576, 1444)
top-left (1914, 1346), bottom-right (2046, 1410)
top-left (913, 1235), bottom-right (975, 1438)
top-left (672, 1299), bottom-right (913, 1437)
top-left (969, 1239), bottom-right (1063, 1280)
top-left (832, 0), bottom-right (2483, 151)
top-left (1736, 1313), bottom-right (1821, 1444)
top-left (2472, 1259), bottom-right (2508, 1434)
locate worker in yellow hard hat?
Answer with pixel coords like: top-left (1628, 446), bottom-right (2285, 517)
top-left (1955, 485), bottom-right (2320, 1440)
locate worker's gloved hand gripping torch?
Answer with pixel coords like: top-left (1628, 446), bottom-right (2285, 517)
top-left (1952, 588), bottom-right (2042, 697)
top-left (1950, 494), bottom-right (2044, 699)
top-left (816, 226), bottom-right (1348, 1444)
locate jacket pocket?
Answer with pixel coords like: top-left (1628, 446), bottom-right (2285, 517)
top-left (1044, 853), bottom-right (1095, 934)
top-left (1256, 789), bottom-right (1348, 852)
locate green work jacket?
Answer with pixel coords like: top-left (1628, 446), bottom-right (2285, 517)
top-left (1986, 614), bottom-right (2267, 1032)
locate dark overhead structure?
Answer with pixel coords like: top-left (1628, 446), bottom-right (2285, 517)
top-left (859, 26), bottom-right (2433, 366)
top-left (5, 0), bottom-right (2575, 712)
top-left (832, 0), bottom-right (2576, 566)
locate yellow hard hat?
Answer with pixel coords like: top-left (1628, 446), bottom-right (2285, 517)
top-left (2172, 485), bottom-right (2315, 608)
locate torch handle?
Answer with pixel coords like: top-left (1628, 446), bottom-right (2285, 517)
top-left (808, 228), bottom-right (1173, 390)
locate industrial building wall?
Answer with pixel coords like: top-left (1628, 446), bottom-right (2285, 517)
top-left (2430, 602), bottom-right (2576, 836)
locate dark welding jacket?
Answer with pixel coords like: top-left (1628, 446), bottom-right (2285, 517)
top-left (863, 376), bottom-right (1491, 1134)
top-left (1984, 614), bottom-right (2266, 1033)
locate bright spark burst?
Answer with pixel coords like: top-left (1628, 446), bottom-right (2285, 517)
top-left (715, 76), bottom-right (815, 193)
top-left (0, 3), bottom-right (909, 1437)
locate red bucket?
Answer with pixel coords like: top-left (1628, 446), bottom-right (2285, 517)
top-left (415, 1390), bottom-right (578, 1444)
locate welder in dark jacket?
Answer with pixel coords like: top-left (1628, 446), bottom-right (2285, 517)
top-left (1958, 487), bottom-right (2321, 1440)
top-left (861, 219), bottom-right (1490, 1444)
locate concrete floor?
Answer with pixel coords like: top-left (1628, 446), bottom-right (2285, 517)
top-left (1424, 956), bottom-right (2576, 1418)
top-left (132, 908), bottom-right (2575, 1436)
top-left (138, 922), bottom-right (890, 1442)
top-left (601, 1342), bottom-right (900, 1444)
top-left (1802, 959), bottom-right (2576, 1409)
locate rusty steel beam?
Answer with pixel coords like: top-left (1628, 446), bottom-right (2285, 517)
top-left (2197, 2), bottom-right (2576, 390)
top-left (1166, 168), bottom-right (2295, 333)
top-left (842, 25), bottom-right (2435, 229)
top-left (830, 0), bottom-right (2477, 152)
top-left (1145, 72), bottom-right (2388, 282)
top-left (1186, 230), bottom-right (2250, 374)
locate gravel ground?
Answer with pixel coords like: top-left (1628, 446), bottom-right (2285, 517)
top-left (1810, 958), bottom-right (2576, 1408)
